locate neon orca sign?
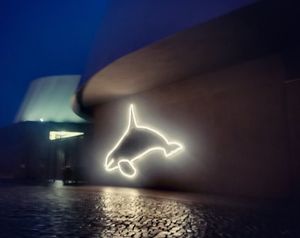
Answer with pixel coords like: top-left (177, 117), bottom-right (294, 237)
top-left (104, 104), bottom-right (184, 178)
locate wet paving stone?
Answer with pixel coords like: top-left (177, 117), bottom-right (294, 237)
top-left (0, 185), bottom-right (298, 237)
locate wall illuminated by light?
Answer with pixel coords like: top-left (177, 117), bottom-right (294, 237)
top-left (15, 75), bottom-right (84, 123)
top-left (49, 131), bottom-right (84, 141)
top-left (104, 104), bottom-right (184, 178)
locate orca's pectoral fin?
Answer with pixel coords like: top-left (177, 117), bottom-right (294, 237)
top-left (165, 143), bottom-right (184, 157)
top-left (118, 160), bottom-right (137, 178)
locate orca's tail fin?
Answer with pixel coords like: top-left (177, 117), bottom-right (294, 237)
top-left (165, 142), bottom-right (184, 157)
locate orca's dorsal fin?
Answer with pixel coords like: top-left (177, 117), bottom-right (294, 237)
top-left (128, 104), bottom-right (138, 129)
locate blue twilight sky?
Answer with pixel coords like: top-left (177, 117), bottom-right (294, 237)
top-left (0, 0), bottom-right (255, 127)
top-left (0, 0), bottom-right (108, 127)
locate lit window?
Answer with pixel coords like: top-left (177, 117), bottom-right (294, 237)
top-left (49, 131), bottom-right (84, 140)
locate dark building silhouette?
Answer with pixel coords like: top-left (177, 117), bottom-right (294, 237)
top-left (0, 76), bottom-right (91, 183)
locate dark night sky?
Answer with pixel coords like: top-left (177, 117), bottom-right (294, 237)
top-left (0, 0), bottom-right (255, 127)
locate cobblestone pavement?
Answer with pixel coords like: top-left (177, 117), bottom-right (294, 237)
top-left (0, 184), bottom-right (298, 237)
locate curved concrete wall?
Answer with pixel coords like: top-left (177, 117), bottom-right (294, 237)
top-left (79, 1), bottom-right (300, 199)
top-left (82, 0), bottom-right (255, 83)
top-left (90, 56), bottom-right (290, 199)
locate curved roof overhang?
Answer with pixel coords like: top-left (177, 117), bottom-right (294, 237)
top-left (74, 1), bottom-right (291, 118)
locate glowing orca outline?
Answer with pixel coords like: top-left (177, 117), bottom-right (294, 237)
top-left (104, 104), bottom-right (184, 178)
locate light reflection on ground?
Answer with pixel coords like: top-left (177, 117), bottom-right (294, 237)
top-left (100, 187), bottom-right (202, 237)
top-left (0, 185), bottom-right (297, 237)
